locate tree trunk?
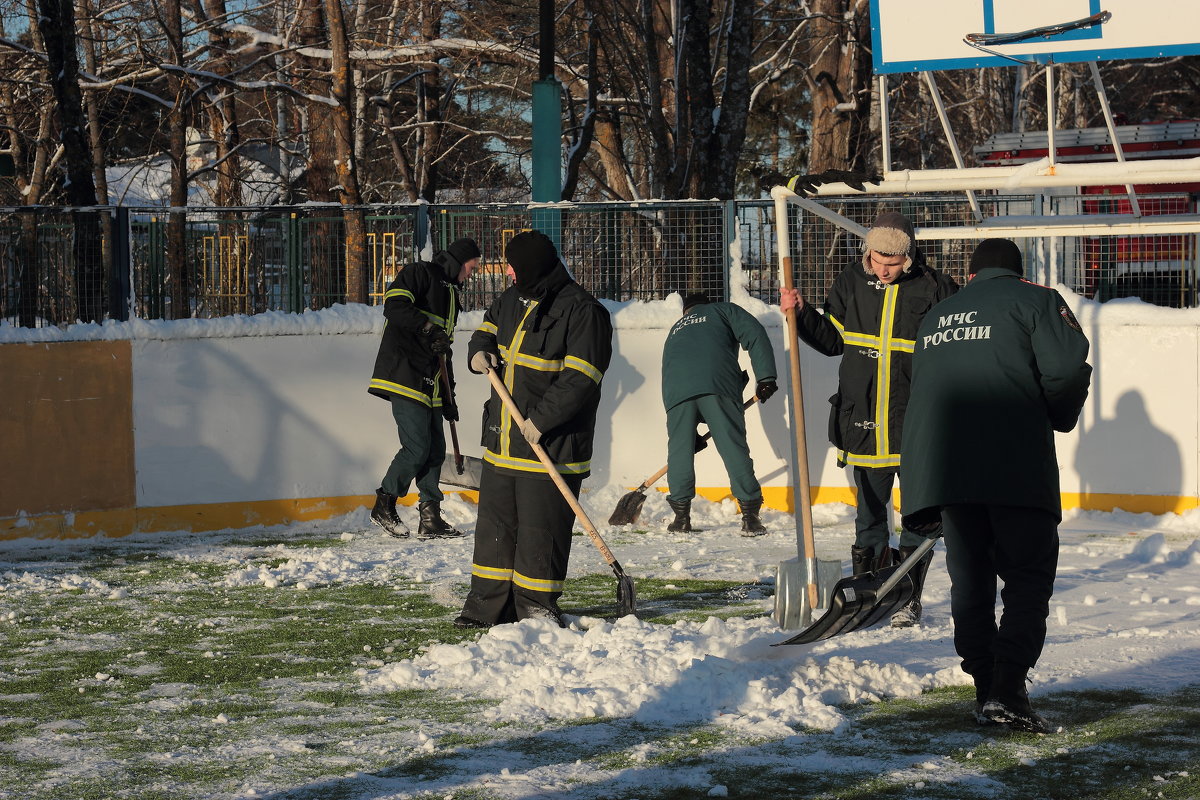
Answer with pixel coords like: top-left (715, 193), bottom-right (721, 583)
top-left (806, 0), bottom-right (873, 173)
top-left (325, 0), bottom-right (367, 304)
top-left (36, 0), bottom-right (102, 322)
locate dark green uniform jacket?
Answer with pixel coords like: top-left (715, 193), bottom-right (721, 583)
top-left (900, 267), bottom-right (1092, 520)
top-left (468, 264), bottom-right (613, 479)
top-left (661, 301), bottom-right (776, 409)
top-left (368, 255), bottom-right (460, 409)
top-left (797, 251), bottom-right (958, 469)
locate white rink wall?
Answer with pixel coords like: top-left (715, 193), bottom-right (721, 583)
top-left (123, 295), bottom-right (1199, 514)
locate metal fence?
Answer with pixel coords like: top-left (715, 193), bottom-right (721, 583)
top-left (2, 194), bottom-right (1197, 328)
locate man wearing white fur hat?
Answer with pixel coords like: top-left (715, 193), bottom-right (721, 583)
top-left (780, 211), bottom-right (958, 627)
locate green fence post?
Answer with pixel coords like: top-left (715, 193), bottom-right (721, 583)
top-left (110, 207), bottom-right (131, 321)
top-left (287, 212), bottom-right (302, 312)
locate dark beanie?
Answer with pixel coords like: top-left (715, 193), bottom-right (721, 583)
top-left (505, 231), bottom-right (559, 290)
top-left (682, 292), bottom-right (712, 313)
top-left (969, 238), bottom-right (1023, 276)
top-left (446, 237), bottom-right (481, 267)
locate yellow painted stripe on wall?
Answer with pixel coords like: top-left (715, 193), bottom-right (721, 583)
top-left (0, 492), bottom-right (479, 542)
top-left (2, 488), bottom-right (1194, 541)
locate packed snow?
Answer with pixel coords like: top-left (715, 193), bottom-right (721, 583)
top-left (3, 486), bottom-right (1200, 798)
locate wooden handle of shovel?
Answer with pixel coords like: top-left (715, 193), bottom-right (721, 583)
top-left (781, 262), bottom-right (820, 610)
top-left (483, 367), bottom-right (622, 570)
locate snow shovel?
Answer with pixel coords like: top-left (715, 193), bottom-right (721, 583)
top-left (437, 355), bottom-right (484, 490)
top-left (483, 367), bottom-right (637, 617)
top-left (772, 536), bottom-right (936, 646)
top-left (607, 395), bottom-right (760, 526)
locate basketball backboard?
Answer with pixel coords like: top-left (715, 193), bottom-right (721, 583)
top-left (871, 0), bottom-right (1200, 73)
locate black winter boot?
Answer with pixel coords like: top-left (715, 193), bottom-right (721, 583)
top-left (890, 544), bottom-right (932, 628)
top-left (666, 498), bottom-right (692, 533)
top-left (982, 662), bottom-right (1051, 733)
top-left (739, 499), bottom-right (766, 537)
top-left (417, 501), bottom-right (465, 541)
top-left (972, 670), bottom-right (997, 725)
top-left (370, 489), bottom-right (408, 538)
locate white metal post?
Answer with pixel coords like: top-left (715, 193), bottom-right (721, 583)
top-left (1089, 60), bottom-right (1141, 217)
top-left (879, 74), bottom-right (892, 173)
top-left (1046, 62), bottom-right (1057, 171)
top-left (922, 72), bottom-right (982, 221)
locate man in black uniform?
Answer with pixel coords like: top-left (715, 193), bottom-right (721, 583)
top-left (660, 292), bottom-right (778, 535)
top-left (455, 231), bottom-right (613, 628)
top-left (901, 238), bottom-right (1092, 732)
top-left (368, 237), bottom-right (480, 540)
top-left (780, 211), bottom-right (958, 626)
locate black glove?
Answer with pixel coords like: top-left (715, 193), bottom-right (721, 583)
top-left (750, 164), bottom-right (789, 193)
top-left (756, 379), bottom-right (778, 403)
top-left (441, 401), bottom-right (459, 423)
top-left (786, 174), bottom-right (822, 196)
top-left (424, 326), bottom-right (451, 355)
top-left (693, 431), bottom-right (709, 453)
top-left (901, 506), bottom-right (944, 538)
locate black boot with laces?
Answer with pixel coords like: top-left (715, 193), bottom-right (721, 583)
top-left (370, 489), bottom-right (409, 538)
top-left (417, 501), bottom-right (465, 541)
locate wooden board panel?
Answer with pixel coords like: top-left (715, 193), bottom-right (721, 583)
top-left (0, 341), bottom-right (135, 517)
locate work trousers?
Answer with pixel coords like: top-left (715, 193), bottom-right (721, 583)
top-left (942, 503), bottom-right (1060, 679)
top-left (381, 396), bottom-right (445, 503)
top-left (459, 465), bottom-right (581, 624)
top-left (666, 394), bottom-right (761, 506)
top-left (853, 466), bottom-right (927, 555)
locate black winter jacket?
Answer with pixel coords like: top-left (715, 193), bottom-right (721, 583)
top-left (797, 249), bottom-right (958, 469)
top-left (468, 264), bottom-right (613, 479)
top-left (368, 255), bottom-right (461, 410)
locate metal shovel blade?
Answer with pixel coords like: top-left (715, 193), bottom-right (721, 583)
top-left (607, 488), bottom-right (648, 526)
top-left (438, 455), bottom-right (484, 490)
top-left (772, 537), bottom-right (936, 646)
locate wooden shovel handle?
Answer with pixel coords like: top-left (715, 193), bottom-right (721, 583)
top-left (483, 367), bottom-right (621, 569)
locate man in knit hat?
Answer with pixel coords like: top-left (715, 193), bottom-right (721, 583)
top-left (780, 211), bottom-right (958, 627)
top-left (455, 231), bottom-right (613, 629)
top-left (368, 237), bottom-right (481, 540)
top-left (902, 238), bottom-right (1091, 731)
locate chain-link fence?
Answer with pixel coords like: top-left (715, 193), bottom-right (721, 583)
top-left (2, 194), bottom-right (1197, 328)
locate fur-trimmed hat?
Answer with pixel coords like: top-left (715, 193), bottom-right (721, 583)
top-left (862, 211), bottom-right (915, 273)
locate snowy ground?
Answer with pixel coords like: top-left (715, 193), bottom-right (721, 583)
top-left (2, 490), bottom-right (1199, 799)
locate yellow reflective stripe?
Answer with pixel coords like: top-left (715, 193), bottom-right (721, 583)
top-left (479, 320), bottom-right (498, 335)
top-left (891, 338), bottom-right (915, 353)
top-left (386, 288), bottom-right (415, 302)
top-left (501, 303), bottom-right (540, 458)
top-left (564, 356), bottom-right (603, 384)
top-left (828, 314), bottom-right (844, 333)
top-left (421, 309), bottom-right (448, 329)
top-left (842, 331), bottom-right (879, 348)
top-left (511, 353), bottom-right (564, 372)
top-left (472, 564), bottom-right (514, 582)
top-left (839, 449), bottom-right (902, 468)
top-left (368, 379), bottom-right (433, 407)
top-left (876, 285), bottom-right (899, 456)
top-left (513, 571), bottom-right (565, 593)
top-left (484, 450), bottom-right (590, 475)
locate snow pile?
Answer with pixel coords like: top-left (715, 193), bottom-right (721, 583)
top-left (361, 613), bottom-right (960, 736)
top-left (0, 570), bottom-right (112, 598)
